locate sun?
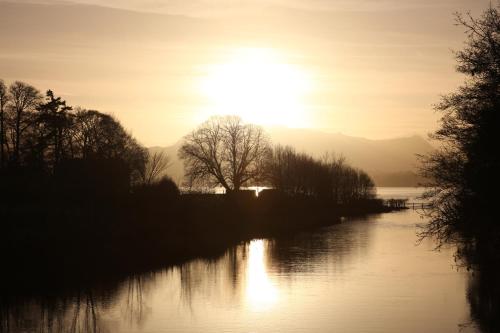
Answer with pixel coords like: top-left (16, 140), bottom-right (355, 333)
top-left (199, 48), bottom-right (313, 127)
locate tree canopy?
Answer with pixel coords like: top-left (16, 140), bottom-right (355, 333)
top-left (420, 5), bottom-right (500, 265)
top-left (0, 82), bottom-right (149, 187)
top-left (265, 145), bottom-right (375, 202)
top-left (179, 115), bottom-right (270, 192)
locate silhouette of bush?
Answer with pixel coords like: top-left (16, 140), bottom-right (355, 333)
top-left (133, 176), bottom-right (180, 203)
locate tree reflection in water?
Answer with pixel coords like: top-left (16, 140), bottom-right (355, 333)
top-left (0, 290), bottom-right (106, 333)
top-left (466, 270), bottom-right (500, 333)
top-left (122, 274), bottom-right (155, 329)
top-left (0, 217), bottom-right (372, 333)
top-left (1, 211), bottom-right (483, 333)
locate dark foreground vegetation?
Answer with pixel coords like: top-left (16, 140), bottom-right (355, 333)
top-left (420, 5), bottom-right (500, 332)
top-left (1, 188), bottom-right (390, 286)
top-left (0, 177), bottom-right (392, 331)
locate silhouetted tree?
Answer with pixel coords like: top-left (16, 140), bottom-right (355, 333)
top-left (265, 145), bottom-right (375, 202)
top-left (0, 80), bottom-right (8, 169)
top-left (323, 153), bottom-right (346, 203)
top-left (420, 6), bottom-right (500, 266)
top-left (140, 151), bottom-right (171, 185)
top-left (0, 79), bottom-right (148, 194)
top-left (70, 108), bottom-right (147, 183)
top-left (179, 116), bottom-right (270, 192)
top-left (36, 90), bottom-right (73, 170)
top-left (7, 81), bottom-right (41, 165)
top-left (357, 170), bottom-right (376, 199)
top-left (264, 145), bottom-right (296, 193)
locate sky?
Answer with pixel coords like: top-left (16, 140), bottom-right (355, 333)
top-left (0, 0), bottom-right (493, 146)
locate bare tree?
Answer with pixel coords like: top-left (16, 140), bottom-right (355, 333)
top-left (8, 81), bottom-right (41, 165)
top-left (418, 5), bottom-right (500, 278)
top-left (141, 150), bottom-right (172, 185)
top-left (0, 79), bottom-right (9, 169)
top-left (265, 145), bottom-right (375, 202)
top-left (179, 115), bottom-right (270, 192)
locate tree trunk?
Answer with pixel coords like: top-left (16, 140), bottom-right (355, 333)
top-left (14, 110), bottom-right (21, 165)
top-left (232, 177), bottom-right (241, 191)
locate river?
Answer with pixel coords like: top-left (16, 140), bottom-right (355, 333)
top-left (1, 188), bottom-right (480, 332)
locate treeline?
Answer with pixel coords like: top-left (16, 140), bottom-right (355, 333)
top-left (265, 145), bottom-right (375, 203)
top-left (1, 79), bottom-right (377, 204)
top-left (179, 115), bottom-right (376, 203)
top-left (0, 80), bottom-right (174, 200)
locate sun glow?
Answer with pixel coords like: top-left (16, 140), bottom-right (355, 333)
top-left (199, 48), bottom-right (314, 127)
top-left (245, 239), bottom-right (278, 311)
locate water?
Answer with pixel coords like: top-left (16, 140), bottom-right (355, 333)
top-left (1, 188), bottom-right (479, 333)
top-left (376, 187), bottom-right (427, 201)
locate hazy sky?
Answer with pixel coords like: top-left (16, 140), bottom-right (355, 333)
top-left (0, 0), bottom-right (492, 145)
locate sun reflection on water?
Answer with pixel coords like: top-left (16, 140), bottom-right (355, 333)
top-left (245, 239), bottom-right (278, 311)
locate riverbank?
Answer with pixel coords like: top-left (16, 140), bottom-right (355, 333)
top-left (0, 192), bottom-right (400, 290)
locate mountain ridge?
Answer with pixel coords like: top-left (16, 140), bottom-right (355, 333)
top-left (152, 128), bottom-right (433, 187)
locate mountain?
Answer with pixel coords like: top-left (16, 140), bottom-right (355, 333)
top-left (152, 128), bottom-right (434, 187)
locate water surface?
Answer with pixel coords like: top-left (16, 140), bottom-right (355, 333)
top-left (1, 188), bottom-right (478, 333)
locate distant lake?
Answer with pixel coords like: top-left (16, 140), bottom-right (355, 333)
top-left (376, 186), bottom-right (428, 201)
top-left (1, 187), bottom-right (479, 333)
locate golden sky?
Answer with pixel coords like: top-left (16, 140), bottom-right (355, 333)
top-left (0, 0), bottom-right (491, 146)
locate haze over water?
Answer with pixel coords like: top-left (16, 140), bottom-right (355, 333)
top-left (2, 189), bottom-right (477, 333)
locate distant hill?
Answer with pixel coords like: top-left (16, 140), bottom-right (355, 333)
top-left (151, 128), bottom-right (434, 187)
top-left (269, 128), bottom-right (434, 186)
